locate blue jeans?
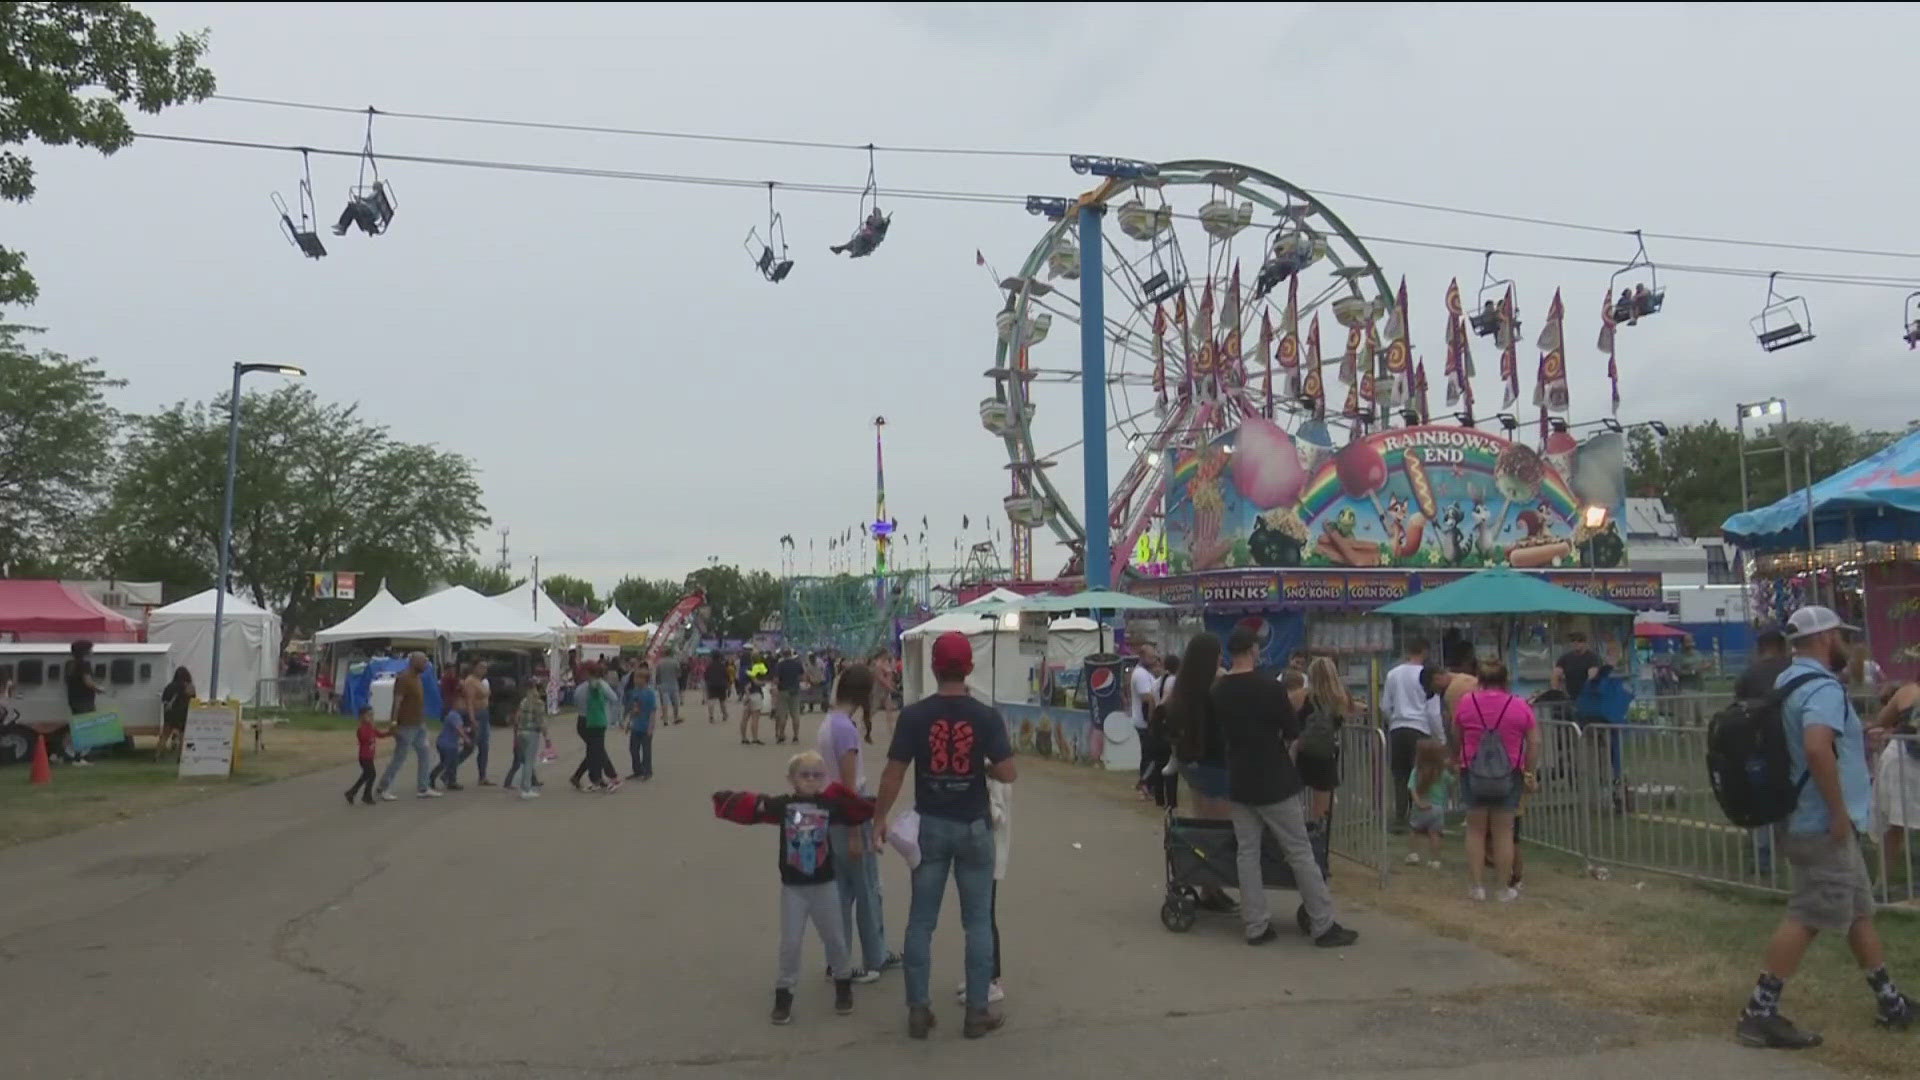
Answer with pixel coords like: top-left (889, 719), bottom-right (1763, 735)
top-left (830, 822), bottom-right (887, 970)
top-left (904, 814), bottom-right (995, 1009)
top-left (513, 731), bottom-right (541, 793)
top-left (377, 724), bottom-right (431, 794)
top-left (628, 727), bottom-right (653, 777)
top-left (472, 714), bottom-right (492, 780)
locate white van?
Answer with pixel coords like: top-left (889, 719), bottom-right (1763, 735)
top-left (0, 643), bottom-right (173, 763)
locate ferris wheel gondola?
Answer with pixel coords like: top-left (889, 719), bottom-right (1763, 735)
top-left (986, 158), bottom-right (1392, 582)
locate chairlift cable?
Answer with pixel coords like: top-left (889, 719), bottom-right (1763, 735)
top-left (132, 130), bottom-right (1920, 291)
top-left (205, 91), bottom-right (1920, 261)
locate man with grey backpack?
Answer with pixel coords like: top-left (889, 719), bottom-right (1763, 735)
top-left (1728, 606), bottom-right (1912, 1049)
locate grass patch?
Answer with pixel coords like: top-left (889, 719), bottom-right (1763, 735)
top-left (0, 727), bottom-right (351, 849)
top-left (1024, 756), bottom-right (1918, 1078)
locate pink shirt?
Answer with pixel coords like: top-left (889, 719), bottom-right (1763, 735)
top-left (1454, 690), bottom-right (1536, 772)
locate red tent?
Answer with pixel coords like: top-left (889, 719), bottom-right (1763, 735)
top-left (0, 580), bottom-right (142, 642)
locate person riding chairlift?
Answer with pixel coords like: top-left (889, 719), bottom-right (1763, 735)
top-left (830, 207), bottom-right (891, 258)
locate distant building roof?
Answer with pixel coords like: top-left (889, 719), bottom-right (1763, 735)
top-left (1624, 498), bottom-right (1680, 541)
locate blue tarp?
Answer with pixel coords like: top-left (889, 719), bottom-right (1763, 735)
top-left (1721, 428), bottom-right (1920, 552)
top-left (340, 657), bottom-right (444, 719)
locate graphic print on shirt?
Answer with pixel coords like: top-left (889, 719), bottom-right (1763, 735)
top-left (783, 804), bottom-right (831, 877)
top-left (929, 717), bottom-right (976, 777)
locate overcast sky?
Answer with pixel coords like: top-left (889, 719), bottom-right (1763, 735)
top-left (12, 2), bottom-right (1918, 593)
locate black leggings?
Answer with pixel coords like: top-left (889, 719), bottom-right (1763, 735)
top-left (345, 760), bottom-right (375, 800)
top-left (571, 726), bottom-right (614, 786)
top-left (1137, 729), bottom-right (1178, 809)
top-left (1390, 726), bottom-right (1427, 825)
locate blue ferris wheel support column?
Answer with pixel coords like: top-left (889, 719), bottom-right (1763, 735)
top-left (1076, 201), bottom-right (1111, 590)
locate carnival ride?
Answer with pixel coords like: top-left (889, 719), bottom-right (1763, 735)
top-left (985, 159), bottom-right (1395, 584)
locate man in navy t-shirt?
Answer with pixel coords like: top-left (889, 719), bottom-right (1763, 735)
top-left (876, 632), bottom-right (1016, 1040)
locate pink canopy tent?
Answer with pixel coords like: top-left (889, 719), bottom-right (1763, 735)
top-left (0, 580), bottom-right (142, 642)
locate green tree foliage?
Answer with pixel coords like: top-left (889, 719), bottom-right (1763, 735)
top-left (540, 573), bottom-right (596, 613)
top-left (610, 575), bottom-right (683, 623)
top-left (0, 3), bottom-right (217, 306)
top-left (685, 563), bottom-right (782, 641)
top-left (0, 324), bottom-right (120, 571)
top-left (432, 556), bottom-right (521, 600)
top-left (101, 386), bottom-right (490, 635)
top-left (1627, 419), bottom-right (1912, 538)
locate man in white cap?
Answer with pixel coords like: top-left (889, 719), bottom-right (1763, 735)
top-left (1735, 606), bottom-right (1912, 1049)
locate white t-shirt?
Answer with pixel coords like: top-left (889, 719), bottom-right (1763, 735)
top-left (1131, 663), bottom-right (1159, 729)
top-left (1383, 661), bottom-right (1430, 734)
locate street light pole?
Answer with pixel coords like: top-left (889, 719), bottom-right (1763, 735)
top-left (209, 362), bottom-right (306, 703)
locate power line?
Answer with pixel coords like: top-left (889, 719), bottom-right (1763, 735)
top-left (205, 91), bottom-right (1920, 261)
top-left (130, 130), bottom-right (1920, 291)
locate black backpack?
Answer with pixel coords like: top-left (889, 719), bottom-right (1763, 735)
top-left (1705, 671), bottom-right (1827, 828)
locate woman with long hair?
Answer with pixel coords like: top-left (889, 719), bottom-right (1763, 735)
top-left (1295, 656), bottom-right (1351, 825)
top-left (158, 666), bottom-right (193, 760)
top-left (1166, 633), bottom-right (1229, 819)
top-left (1452, 660), bottom-right (1540, 902)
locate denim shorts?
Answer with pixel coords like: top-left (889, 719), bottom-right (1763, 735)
top-left (1182, 763), bottom-right (1230, 799)
top-left (1461, 769), bottom-right (1523, 811)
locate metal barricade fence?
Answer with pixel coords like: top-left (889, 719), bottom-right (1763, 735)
top-left (1521, 719), bottom-right (1592, 861)
top-left (1327, 725), bottom-right (1390, 887)
top-left (1875, 733), bottom-right (1919, 908)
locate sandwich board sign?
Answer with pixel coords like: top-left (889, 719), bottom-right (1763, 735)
top-left (178, 704), bottom-right (241, 778)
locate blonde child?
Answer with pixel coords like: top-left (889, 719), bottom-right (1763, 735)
top-left (1406, 737), bottom-right (1454, 869)
top-left (712, 750), bottom-right (874, 1025)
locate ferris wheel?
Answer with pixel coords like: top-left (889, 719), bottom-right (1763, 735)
top-left (983, 159), bottom-right (1394, 581)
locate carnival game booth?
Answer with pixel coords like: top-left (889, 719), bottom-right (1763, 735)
top-left (1370, 567), bottom-right (1637, 695)
top-left (147, 589), bottom-right (284, 706)
top-left (1722, 427), bottom-right (1920, 686)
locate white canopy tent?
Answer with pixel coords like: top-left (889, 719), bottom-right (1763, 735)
top-left (401, 586), bottom-right (557, 647)
top-left (577, 605), bottom-right (646, 661)
top-left (901, 589), bottom-right (1035, 705)
top-left (148, 589), bottom-right (284, 705)
top-left (583, 606), bottom-right (642, 633)
top-left (313, 585), bottom-right (414, 645)
top-left (490, 581), bottom-right (578, 632)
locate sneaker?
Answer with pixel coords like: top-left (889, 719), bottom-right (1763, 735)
top-left (1427, 860), bottom-right (1443, 870)
top-left (770, 988), bottom-right (793, 1026)
top-left (628, 773), bottom-right (643, 780)
top-left (605, 779), bottom-right (623, 793)
top-left (444, 783), bottom-right (464, 792)
top-left (1734, 1010), bottom-right (1822, 1049)
top-left (344, 791), bottom-right (356, 805)
top-left (571, 777), bottom-right (587, 791)
top-left (1877, 993), bottom-right (1915, 1031)
top-left (1498, 887), bottom-right (1521, 903)
top-left (907, 1005), bottom-right (936, 1040)
top-left (361, 795), bottom-right (375, 805)
top-left (834, 978), bottom-right (854, 1015)
top-left (962, 1007), bottom-right (1005, 1039)
top-left (1314, 923), bottom-right (1360, 948)
top-left (1468, 885), bottom-right (1488, 902)
top-left (1405, 851), bottom-right (1424, 865)
top-left (478, 778), bottom-right (495, 787)
top-left (380, 791), bottom-right (397, 802)
top-left (956, 980), bottom-right (1007, 1005)
top-left (850, 968), bottom-right (882, 985)
top-left (1246, 925), bottom-right (1279, 946)
top-left (519, 790), bottom-right (540, 800)
top-left (417, 789), bottom-right (442, 799)
top-left (879, 952), bottom-right (902, 971)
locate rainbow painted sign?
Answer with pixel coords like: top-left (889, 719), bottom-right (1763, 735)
top-left (1163, 421), bottom-right (1627, 573)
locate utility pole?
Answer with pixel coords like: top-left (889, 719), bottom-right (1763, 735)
top-left (496, 527), bottom-right (511, 572)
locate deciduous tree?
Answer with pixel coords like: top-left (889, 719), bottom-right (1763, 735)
top-left (0, 324), bottom-right (120, 571)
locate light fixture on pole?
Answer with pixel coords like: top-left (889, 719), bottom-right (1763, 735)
top-left (209, 362), bottom-right (306, 704)
top-left (1494, 412), bottom-right (1519, 434)
top-left (1581, 504), bottom-right (1610, 585)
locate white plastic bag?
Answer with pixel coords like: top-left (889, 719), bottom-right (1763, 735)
top-left (888, 809), bottom-right (922, 869)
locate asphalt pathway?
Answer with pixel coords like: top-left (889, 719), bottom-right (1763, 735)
top-left (0, 709), bottom-right (1836, 1079)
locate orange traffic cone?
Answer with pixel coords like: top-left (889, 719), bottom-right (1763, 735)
top-left (29, 732), bottom-right (52, 785)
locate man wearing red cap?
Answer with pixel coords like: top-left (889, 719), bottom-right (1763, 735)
top-left (875, 631), bottom-right (1016, 1040)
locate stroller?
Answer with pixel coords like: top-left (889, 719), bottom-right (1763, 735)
top-left (1160, 808), bottom-right (1330, 933)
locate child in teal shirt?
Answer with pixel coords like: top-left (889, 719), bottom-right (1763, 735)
top-left (1407, 737), bottom-right (1455, 869)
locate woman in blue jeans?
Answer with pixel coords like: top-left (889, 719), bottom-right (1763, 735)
top-left (817, 665), bottom-right (898, 980)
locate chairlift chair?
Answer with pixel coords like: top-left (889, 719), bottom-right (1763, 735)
top-left (744, 183), bottom-right (795, 283)
top-left (272, 150), bottom-right (327, 260)
top-left (1468, 253), bottom-right (1520, 339)
top-left (830, 146), bottom-right (891, 258)
top-left (335, 109), bottom-right (397, 237)
top-left (1608, 230), bottom-right (1664, 325)
top-left (1750, 272), bottom-right (1815, 352)
top-left (1904, 291), bottom-right (1920, 349)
